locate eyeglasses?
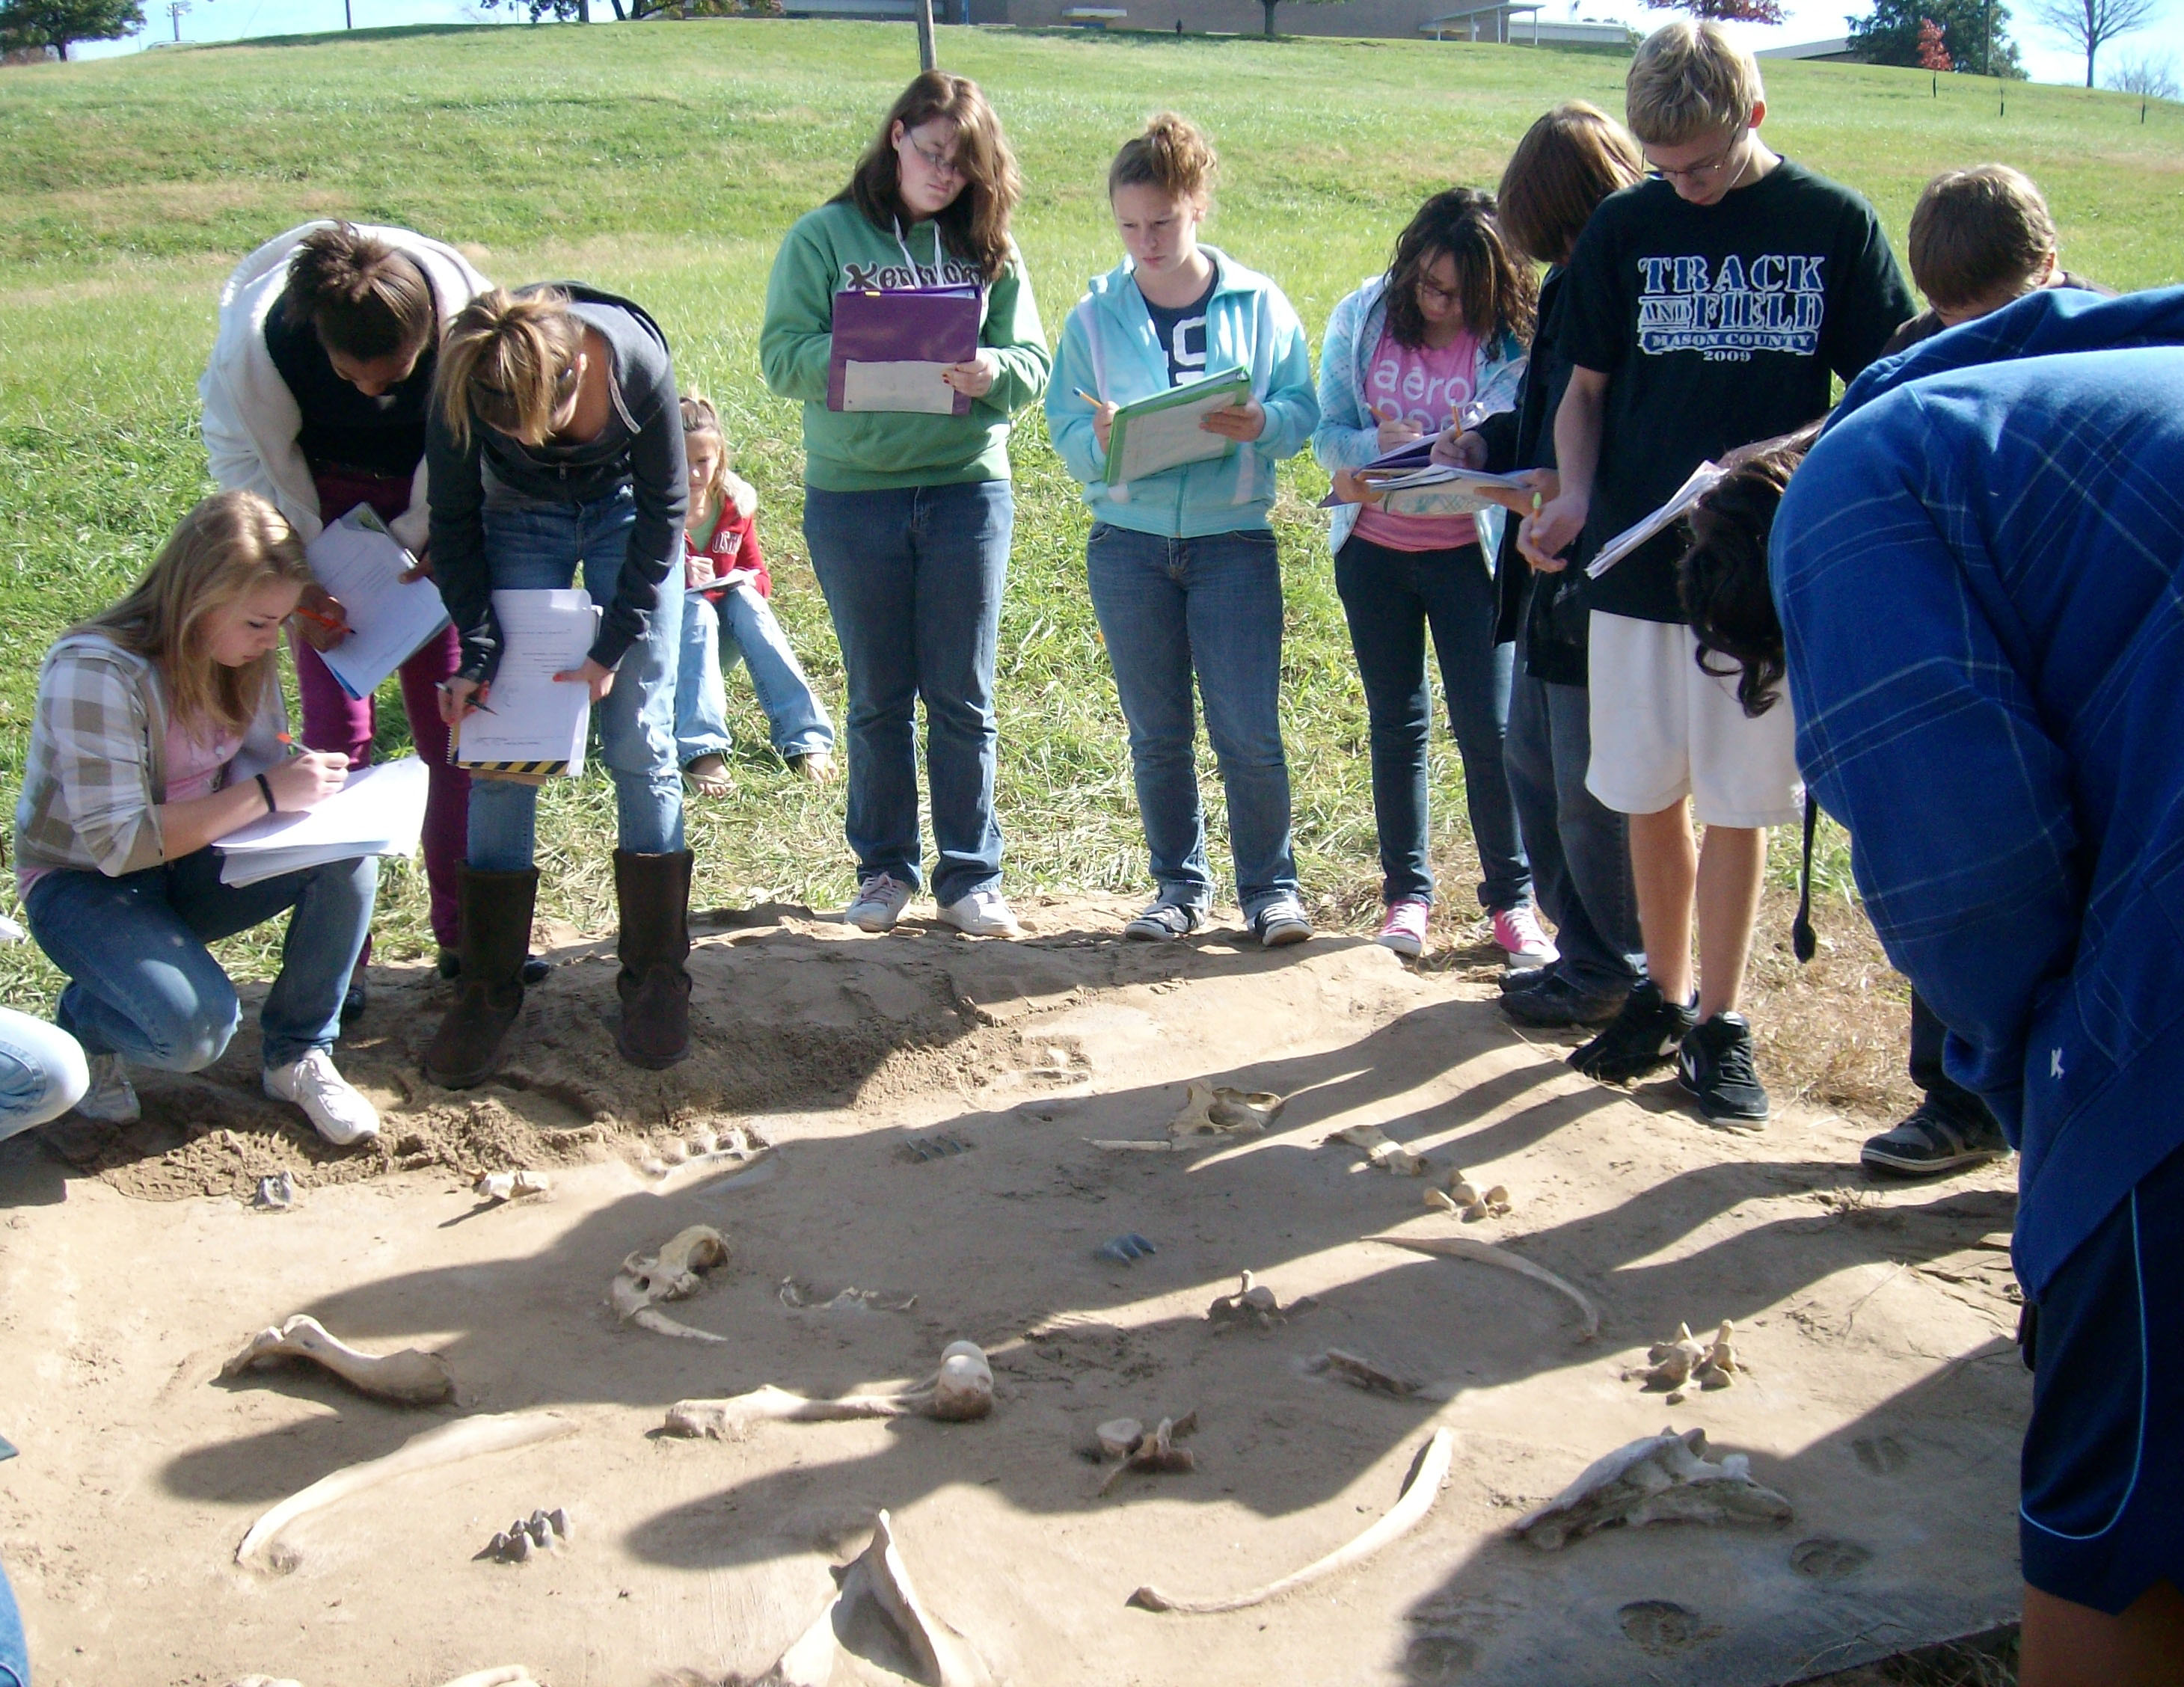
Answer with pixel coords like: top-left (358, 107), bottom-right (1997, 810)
top-left (1417, 274), bottom-right (1462, 307)
top-left (901, 131), bottom-right (964, 182)
top-left (1645, 133), bottom-right (1742, 185)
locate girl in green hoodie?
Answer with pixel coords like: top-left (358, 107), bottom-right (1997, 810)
top-left (759, 71), bottom-right (1051, 940)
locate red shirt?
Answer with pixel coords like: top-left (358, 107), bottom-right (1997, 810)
top-left (685, 501), bottom-right (770, 599)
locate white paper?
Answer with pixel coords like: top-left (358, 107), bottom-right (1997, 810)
top-left (455, 589), bottom-right (600, 772)
top-left (1113, 399), bottom-right (1235, 485)
top-left (1585, 461), bottom-right (1726, 579)
top-left (841, 359), bottom-right (957, 414)
top-left (307, 508), bottom-right (452, 701)
top-left (215, 756), bottom-right (429, 887)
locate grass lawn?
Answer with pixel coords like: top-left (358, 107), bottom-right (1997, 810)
top-left (1, 19), bottom-right (2179, 1072)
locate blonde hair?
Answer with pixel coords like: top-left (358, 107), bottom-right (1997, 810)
top-left (434, 286), bottom-right (583, 449)
top-left (1497, 102), bottom-right (1646, 267)
top-left (679, 392), bottom-right (729, 517)
top-left (838, 71), bottom-right (1023, 285)
top-left (1908, 165), bottom-right (2058, 310)
top-left (1108, 112), bottom-right (1218, 208)
top-left (80, 491), bottom-right (311, 736)
top-left (1626, 19), bottom-right (1764, 147)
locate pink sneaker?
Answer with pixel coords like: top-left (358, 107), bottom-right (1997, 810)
top-left (1375, 897), bottom-right (1430, 958)
top-left (1491, 903), bottom-right (1558, 968)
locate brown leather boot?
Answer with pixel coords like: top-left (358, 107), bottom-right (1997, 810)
top-left (424, 867), bottom-right (539, 1089)
top-left (614, 849), bottom-right (693, 1069)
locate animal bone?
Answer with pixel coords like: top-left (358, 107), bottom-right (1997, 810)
top-left (664, 1341), bottom-right (995, 1439)
top-left (1628, 1320), bottom-right (1738, 1392)
top-left (236, 1410), bottom-right (574, 1568)
top-left (1168, 1080), bottom-right (1285, 1139)
top-left (1085, 1137), bottom-right (1181, 1152)
top-left (252, 1173), bottom-right (295, 1211)
top-left (1207, 1268), bottom-right (1304, 1331)
top-left (1328, 1123), bottom-right (1431, 1176)
top-left (640, 1125), bottom-right (770, 1181)
top-left (612, 1224), bottom-right (731, 1342)
top-left (485, 1507), bottom-right (571, 1563)
top-left (1096, 1417), bottom-right (1144, 1459)
top-left (1099, 1410), bottom-right (1198, 1496)
top-left (1515, 1425), bottom-right (1791, 1551)
top-left (779, 1278), bottom-right (918, 1314)
top-left (1369, 1233), bottom-right (1600, 1339)
top-left (233, 1673), bottom-right (538, 1687)
top-left (473, 1170), bottom-right (550, 1203)
top-left (1313, 1348), bottom-right (1420, 1398)
top-left (221, 1315), bottom-right (455, 1406)
top-left (1132, 1428), bottom-right (1456, 1613)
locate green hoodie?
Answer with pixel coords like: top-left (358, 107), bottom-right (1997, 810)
top-left (760, 201), bottom-right (1051, 492)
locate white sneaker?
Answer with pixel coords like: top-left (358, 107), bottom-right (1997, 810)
top-left (1491, 903), bottom-right (1559, 969)
top-left (936, 887), bottom-right (1023, 938)
top-left (264, 1049), bottom-right (380, 1148)
top-left (76, 1052), bottom-right (140, 1123)
top-left (844, 871), bottom-right (915, 932)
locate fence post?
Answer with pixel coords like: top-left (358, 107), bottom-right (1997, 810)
top-left (916, 0), bottom-right (936, 69)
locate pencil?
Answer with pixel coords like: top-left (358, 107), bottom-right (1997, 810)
top-left (290, 603), bottom-right (344, 633)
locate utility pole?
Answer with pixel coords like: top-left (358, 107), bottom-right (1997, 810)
top-left (168, 0), bottom-right (189, 39)
top-left (345, 0), bottom-right (353, 25)
top-left (1983, 0), bottom-right (1993, 76)
top-left (915, 0), bottom-right (935, 70)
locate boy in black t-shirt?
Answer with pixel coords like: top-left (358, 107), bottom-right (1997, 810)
top-left (1520, 19), bottom-right (1913, 1127)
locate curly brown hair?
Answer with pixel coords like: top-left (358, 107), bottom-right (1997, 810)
top-left (1382, 187), bottom-right (1536, 350)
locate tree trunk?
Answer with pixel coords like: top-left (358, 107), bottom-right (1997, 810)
top-left (2084, 47), bottom-right (2094, 87)
top-left (1260, 0), bottom-right (1277, 35)
top-left (609, 0), bottom-right (628, 16)
top-left (56, 40), bottom-right (70, 58)
top-left (915, 0), bottom-right (935, 67)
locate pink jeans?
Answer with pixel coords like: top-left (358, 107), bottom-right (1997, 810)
top-left (300, 469), bottom-right (469, 950)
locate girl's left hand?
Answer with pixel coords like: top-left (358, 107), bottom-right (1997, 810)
top-left (1201, 399), bottom-right (1266, 443)
top-left (942, 351), bottom-right (999, 399)
top-left (553, 657), bottom-right (616, 702)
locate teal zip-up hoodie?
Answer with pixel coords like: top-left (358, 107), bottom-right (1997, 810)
top-left (760, 201), bottom-right (1051, 492)
top-left (1046, 248), bottom-right (1319, 539)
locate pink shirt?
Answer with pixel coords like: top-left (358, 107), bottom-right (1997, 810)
top-left (1352, 325), bottom-right (1482, 554)
top-left (164, 716), bottom-right (242, 805)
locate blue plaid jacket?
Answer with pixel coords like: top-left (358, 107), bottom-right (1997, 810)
top-left (1773, 286), bottom-right (2184, 1295)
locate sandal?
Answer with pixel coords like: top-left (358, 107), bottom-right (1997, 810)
top-left (683, 753), bottom-right (732, 796)
top-left (791, 750), bottom-right (837, 784)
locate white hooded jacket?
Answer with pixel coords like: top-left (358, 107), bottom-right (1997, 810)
top-left (198, 222), bottom-right (489, 553)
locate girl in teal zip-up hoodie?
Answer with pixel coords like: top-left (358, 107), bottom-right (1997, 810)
top-left (1044, 115), bottom-right (1320, 947)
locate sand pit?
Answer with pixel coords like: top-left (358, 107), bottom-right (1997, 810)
top-left (0, 897), bottom-right (2025, 1686)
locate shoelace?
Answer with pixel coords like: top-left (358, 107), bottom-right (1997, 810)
top-left (1708, 1033), bottom-right (1759, 1089)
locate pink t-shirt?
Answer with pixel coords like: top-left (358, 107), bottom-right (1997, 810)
top-left (165, 717), bottom-right (243, 805)
top-left (1352, 324), bottom-right (1482, 555)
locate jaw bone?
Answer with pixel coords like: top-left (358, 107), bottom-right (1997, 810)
top-left (236, 1410), bottom-right (575, 1570)
top-left (1514, 1425), bottom-right (1792, 1551)
top-left (663, 1342), bottom-right (995, 1439)
top-left (611, 1224), bottom-right (731, 1342)
top-left (221, 1314), bottom-right (455, 1406)
top-left (1130, 1428), bottom-right (1456, 1614)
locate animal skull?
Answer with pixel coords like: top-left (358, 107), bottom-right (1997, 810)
top-left (610, 1225), bottom-right (731, 1342)
top-left (1514, 1425), bottom-right (1792, 1551)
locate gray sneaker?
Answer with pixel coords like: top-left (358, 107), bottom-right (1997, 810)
top-left (844, 872), bottom-right (914, 933)
top-left (1124, 900), bottom-right (1203, 942)
top-left (75, 1053), bottom-right (139, 1123)
top-left (1250, 895), bottom-right (1313, 949)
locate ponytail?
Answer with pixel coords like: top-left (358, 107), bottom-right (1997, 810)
top-left (434, 287), bottom-right (583, 449)
top-left (283, 222), bottom-right (436, 363)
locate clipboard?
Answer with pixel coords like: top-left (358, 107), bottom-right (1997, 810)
top-left (1102, 365), bottom-right (1254, 486)
top-left (826, 287), bottom-right (982, 417)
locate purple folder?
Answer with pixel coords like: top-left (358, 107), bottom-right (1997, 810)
top-left (826, 286), bottom-right (983, 417)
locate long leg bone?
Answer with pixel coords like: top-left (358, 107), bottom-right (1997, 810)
top-left (664, 1342), bottom-right (995, 1439)
top-left (1513, 1425), bottom-right (1791, 1550)
top-left (1311, 1348), bottom-right (1420, 1398)
top-left (1130, 1428), bottom-right (1456, 1613)
top-left (236, 1410), bottom-right (574, 1569)
top-left (1369, 1233), bottom-right (1601, 1339)
top-left (220, 1315), bottom-right (455, 1406)
top-left (612, 1224), bottom-right (731, 1342)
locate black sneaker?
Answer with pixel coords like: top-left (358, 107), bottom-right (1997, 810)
top-left (1862, 1100), bottom-right (2011, 1176)
top-left (1677, 1012), bottom-right (1770, 1128)
top-left (1568, 980), bottom-right (1697, 1082)
top-left (1500, 964), bottom-right (1555, 996)
top-left (1503, 974), bottom-right (1628, 1028)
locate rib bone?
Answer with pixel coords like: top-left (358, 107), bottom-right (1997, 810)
top-left (220, 1315), bottom-right (454, 1406)
top-left (1131, 1428), bottom-right (1456, 1613)
top-left (1369, 1232), bottom-right (1600, 1339)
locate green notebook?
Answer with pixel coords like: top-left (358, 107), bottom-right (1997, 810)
top-left (1102, 366), bottom-right (1254, 486)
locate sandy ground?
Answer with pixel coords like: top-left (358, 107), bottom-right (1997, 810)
top-left (0, 897), bottom-right (2025, 1687)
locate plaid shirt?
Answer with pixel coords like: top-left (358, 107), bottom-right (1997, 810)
top-left (1773, 286), bottom-right (2184, 1296)
top-left (14, 633), bottom-right (286, 882)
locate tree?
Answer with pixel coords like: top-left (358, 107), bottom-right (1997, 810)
top-left (2029, 0), bottom-right (2159, 86)
top-left (1645, 0), bottom-right (1789, 25)
top-left (0, 0), bottom-right (143, 57)
top-left (1847, 0), bottom-right (2025, 76)
top-left (1917, 14), bottom-right (1954, 64)
top-left (1253, 0), bottom-right (1350, 40)
top-left (2104, 46), bottom-right (2178, 94)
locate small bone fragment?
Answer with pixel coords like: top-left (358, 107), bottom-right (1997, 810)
top-left (1316, 1348), bottom-right (1420, 1398)
top-left (221, 1314), bottom-right (454, 1406)
top-left (664, 1342), bottom-right (996, 1438)
top-left (1085, 1137), bottom-right (1181, 1152)
top-left (236, 1410), bottom-right (573, 1567)
top-left (1207, 1269), bottom-right (1295, 1330)
top-left (473, 1169), bottom-right (550, 1203)
top-left (1461, 1200), bottom-right (1490, 1222)
top-left (1425, 1187), bottom-right (1461, 1214)
top-left (1631, 1319), bottom-right (1738, 1391)
top-left (1096, 1417), bottom-right (1144, 1459)
top-left (1484, 1184), bottom-right (1510, 1206)
top-left (438, 1673), bottom-right (541, 1687)
top-left (612, 1224), bottom-right (731, 1342)
top-left (1449, 1179), bottom-right (1482, 1207)
top-left (1328, 1123), bottom-right (1431, 1176)
top-left (1099, 1411), bottom-right (1198, 1496)
top-left (1132, 1428), bottom-right (1456, 1613)
top-left (252, 1173), bottom-right (295, 1211)
top-left (1168, 1080), bottom-right (1286, 1140)
top-left (1514, 1425), bottom-right (1793, 1551)
top-left (1369, 1233), bottom-right (1601, 1339)
top-left (779, 1278), bottom-right (918, 1314)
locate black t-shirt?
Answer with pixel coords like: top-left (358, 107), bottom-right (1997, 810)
top-left (1141, 262), bottom-right (1218, 386)
top-left (1562, 160), bottom-right (1915, 621)
top-left (263, 292), bottom-right (437, 482)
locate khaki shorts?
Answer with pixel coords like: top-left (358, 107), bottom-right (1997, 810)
top-left (1585, 611), bottom-right (1804, 828)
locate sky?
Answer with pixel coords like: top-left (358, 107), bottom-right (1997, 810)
top-left (70, 0), bottom-right (2184, 88)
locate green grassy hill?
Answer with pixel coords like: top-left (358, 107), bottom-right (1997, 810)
top-left (1, 21), bottom-right (2178, 990)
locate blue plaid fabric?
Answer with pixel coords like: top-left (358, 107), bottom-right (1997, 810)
top-left (1773, 286), bottom-right (2184, 1296)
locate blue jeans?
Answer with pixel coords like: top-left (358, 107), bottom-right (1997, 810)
top-left (1085, 523), bottom-right (1299, 916)
top-left (803, 482), bottom-right (1010, 906)
top-left (0, 1558), bottom-right (24, 1687)
top-left (1334, 534), bottom-right (1530, 912)
top-left (467, 485), bottom-right (685, 870)
top-left (0, 1007), bottom-right (88, 1144)
top-left (1502, 660), bottom-right (1642, 999)
top-left (675, 583), bottom-right (836, 764)
top-left (24, 848), bottom-right (376, 1072)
